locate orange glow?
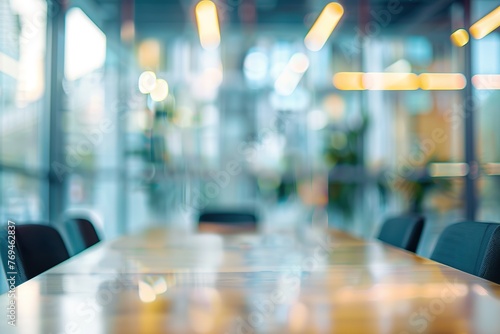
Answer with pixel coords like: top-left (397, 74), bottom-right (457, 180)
top-left (472, 75), bottom-right (500, 89)
top-left (288, 302), bottom-right (309, 333)
top-left (419, 73), bottom-right (466, 90)
top-left (304, 2), bottom-right (344, 51)
top-left (195, 1), bottom-right (221, 50)
top-left (484, 163), bottom-right (500, 175)
top-left (121, 20), bottom-right (135, 43)
top-left (138, 39), bottom-right (161, 69)
top-left (333, 72), bottom-right (364, 90)
top-left (450, 29), bottom-right (469, 47)
top-left (470, 6), bottom-right (500, 39)
top-left (363, 73), bottom-right (419, 90)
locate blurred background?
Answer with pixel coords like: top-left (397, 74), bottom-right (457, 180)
top-left (1, 0), bottom-right (500, 256)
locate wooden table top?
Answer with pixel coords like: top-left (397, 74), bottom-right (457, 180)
top-left (2, 227), bottom-right (500, 334)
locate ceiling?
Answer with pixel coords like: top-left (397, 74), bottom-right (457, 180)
top-left (90, 0), bottom-right (461, 39)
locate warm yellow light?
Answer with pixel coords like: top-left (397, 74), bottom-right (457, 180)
top-left (304, 2), bottom-right (344, 51)
top-left (333, 72), bottom-right (364, 90)
top-left (450, 29), bottom-right (469, 47)
top-left (288, 302), bottom-right (309, 333)
top-left (419, 73), bottom-right (466, 90)
top-left (484, 163), bottom-right (500, 175)
top-left (472, 74), bottom-right (500, 89)
top-left (138, 71), bottom-right (157, 94)
top-left (150, 79), bottom-right (169, 102)
top-left (470, 6), bottom-right (500, 39)
top-left (363, 73), bottom-right (419, 90)
top-left (138, 39), bottom-right (161, 69)
top-left (138, 281), bottom-right (156, 303)
top-left (195, 1), bottom-right (221, 50)
top-left (429, 163), bottom-right (469, 177)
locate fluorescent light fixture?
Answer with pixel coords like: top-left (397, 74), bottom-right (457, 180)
top-left (429, 163), bottom-right (469, 177)
top-left (419, 73), bottom-right (466, 90)
top-left (363, 73), bottom-right (419, 90)
top-left (304, 2), bottom-right (344, 51)
top-left (274, 53), bottom-right (309, 96)
top-left (333, 72), bottom-right (364, 90)
top-left (288, 53), bottom-right (310, 74)
top-left (195, 1), bottom-right (221, 50)
top-left (472, 74), bottom-right (500, 89)
top-left (450, 28), bottom-right (469, 47)
top-left (470, 6), bottom-right (500, 39)
top-left (484, 163), bottom-right (500, 175)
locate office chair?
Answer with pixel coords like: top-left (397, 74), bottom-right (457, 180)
top-left (431, 222), bottom-right (500, 284)
top-left (65, 218), bottom-right (101, 254)
top-left (0, 226), bottom-right (27, 286)
top-left (15, 224), bottom-right (70, 280)
top-left (0, 262), bottom-right (7, 294)
top-left (198, 209), bottom-right (259, 233)
top-left (377, 215), bottom-right (425, 252)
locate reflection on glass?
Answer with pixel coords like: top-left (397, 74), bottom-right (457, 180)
top-left (188, 288), bottom-right (222, 333)
top-left (288, 302), bottom-right (309, 333)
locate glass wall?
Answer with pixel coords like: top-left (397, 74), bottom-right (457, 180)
top-left (475, 1), bottom-right (500, 223)
top-left (0, 0), bottom-right (47, 222)
top-left (1, 0), bottom-right (500, 256)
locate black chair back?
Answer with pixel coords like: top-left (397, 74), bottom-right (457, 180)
top-left (0, 262), bottom-right (7, 294)
top-left (15, 224), bottom-right (70, 280)
top-left (377, 215), bottom-right (425, 252)
top-left (66, 218), bottom-right (101, 254)
top-left (431, 222), bottom-right (500, 284)
top-left (198, 210), bottom-right (259, 233)
top-left (0, 225), bottom-right (27, 286)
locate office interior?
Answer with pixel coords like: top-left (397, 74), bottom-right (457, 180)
top-left (1, 2), bottom-right (500, 330)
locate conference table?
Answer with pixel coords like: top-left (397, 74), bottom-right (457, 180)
top-left (1, 226), bottom-right (500, 334)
